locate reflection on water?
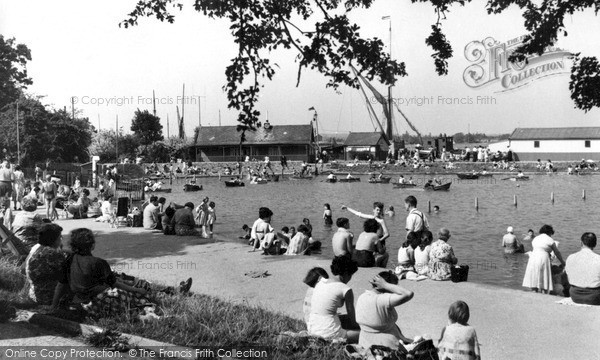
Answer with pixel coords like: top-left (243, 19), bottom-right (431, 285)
top-left (163, 174), bottom-right (600, 290)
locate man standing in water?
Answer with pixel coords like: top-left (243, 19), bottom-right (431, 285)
top-left (404, 195), bottom-right (429, 239)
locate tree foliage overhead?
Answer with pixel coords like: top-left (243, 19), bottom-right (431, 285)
top-left (130, 109), bottom-right (164, 146)
top-left (120, 0), bottom-right (600, 135)
top-left (121, 0), bottom-right (406, 141)
top-left (0, 35), bottom-right (32, 110)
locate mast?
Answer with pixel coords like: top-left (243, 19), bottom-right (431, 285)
top-left (167, 114), bottom-right (170, 139)
top-left (383, 15), bottom-right (394, 143)
top-left (115, 115), bottom-right (119, 163)
top-left (179, 84), bottom-right (186, 139)
top-left (153, 90), bottom-right (156, 116)
top-left (351, 65), bottom-right (390, 145)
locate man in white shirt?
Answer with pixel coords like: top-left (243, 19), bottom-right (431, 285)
top-left (143, 196), bottom-right (160, 230)
top-left (565, 232), bottom-right (600, 305)
top-left (404, 195), bottom-right (429, 238)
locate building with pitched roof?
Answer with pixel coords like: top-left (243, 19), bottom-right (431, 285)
top-left (508, 127), bottom-right (600, 161)
top-left (189, 121), bottom-right (315, 162)
top-left (343, 132), bottom-right (389, 160)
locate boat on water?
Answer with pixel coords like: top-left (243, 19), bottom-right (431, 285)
top-left (368, 177), bottom-right (391, 184)
top-left (224, 180), bottom-right (245, 187)
top-left (392, 182), bottom-right (418, 189)
top-left (457, 173), bottom-right (479, 180)
top-left (325, 177), bottom-right (338, 183)
top-left (183, 184), bottom-right (203, 192)
top-left (146, 188), bottom-right (172, 193)
top-left (424, 182), bottom-right (452, 191)
top-left (339, 177), bottom-right (361, 183)
top-left (250, 178), bottom-right (268, 184)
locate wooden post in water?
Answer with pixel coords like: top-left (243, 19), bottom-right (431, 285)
top-left (513, 195), bottom-right (517, 207)
top-left (475, 197), bottom-right (479, 211)
top-left (428, 200), bottom-right (431, 213)
top-left (582, 189), bottom-right (586, 200)
top-left (551, 192), bottom-right (554, 204)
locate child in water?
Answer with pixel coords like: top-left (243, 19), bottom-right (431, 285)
top-left (323, 204), bottom-right (333, 226)
top-left (438, 301), bottom-right (481, 360)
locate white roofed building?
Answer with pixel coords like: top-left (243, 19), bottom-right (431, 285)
top-left (508, 127), bottom-right (600, 161)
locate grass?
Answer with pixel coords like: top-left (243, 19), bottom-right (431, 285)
top-left (89, 293), bottom-right (347, 360)
top-left (0, 256), bottom-right (346, 359)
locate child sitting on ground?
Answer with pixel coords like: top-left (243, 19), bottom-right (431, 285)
top-left (240, 224), bottom-right (252, 243)
top-left (395, 232), bottom-right (418, 277)
top-left (285, 224), bottom-right (311, 255)
top-left (414, 230), bottom-right (433, 275)
top-left (438, 301), bottom-right (481, 360)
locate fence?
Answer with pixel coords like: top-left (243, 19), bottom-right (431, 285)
top-left (115, 179), bottom-right (145, 201)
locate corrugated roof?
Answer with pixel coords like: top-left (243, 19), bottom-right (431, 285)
top-left (344, 132), bottom-right (385, 146)
top-left (510, 127), bottom-right (600, 140)
top-left (196, 124), bottom-right (313, 146)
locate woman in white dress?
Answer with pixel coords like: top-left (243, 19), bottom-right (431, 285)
top-left (522, 225), bottom-right (566, 294)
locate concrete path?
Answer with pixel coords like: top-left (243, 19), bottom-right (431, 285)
top-left (8, 217), bottom-right (600, 359)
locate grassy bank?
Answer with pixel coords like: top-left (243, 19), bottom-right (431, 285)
top-left (0, 257), bottom-right (345, 359)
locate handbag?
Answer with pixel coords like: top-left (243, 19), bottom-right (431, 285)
top-left (450, 264), bottom-right (469, 283)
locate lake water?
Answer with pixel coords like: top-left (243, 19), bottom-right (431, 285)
top-left (161, 174), bottom-right (600, 291)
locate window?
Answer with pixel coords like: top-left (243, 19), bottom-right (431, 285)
top-left (585, 140), bottom-right (591, 148)
top-left (534, 141), bottom-right (540, 148)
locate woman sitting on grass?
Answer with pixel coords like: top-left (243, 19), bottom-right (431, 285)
top-left (26, 223), bottom-right (66, 305)
top-left (307, 256), bottom-right (360, 343)
top-left (52, 228), bottom-right (192, 316)
top-left (11, 197), bottom-right (44, 253)
top-left (171, 202), bottom-right (198, 236)
top-left (302, 267), bottom-right (329, 326)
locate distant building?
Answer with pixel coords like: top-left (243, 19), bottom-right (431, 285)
top-left (343, 132), bottom-right (389, 160)
top-left (508, 127), bottom-right (600, 161)
top-left (189, 122), bottom-right (315, 162)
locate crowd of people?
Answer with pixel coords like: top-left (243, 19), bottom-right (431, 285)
top-left (139, 195), bottom-right (216, 238)
top-left (2, 156), bottom-right (600, 359)
top-left (503, 224), bottom-right (600, 305)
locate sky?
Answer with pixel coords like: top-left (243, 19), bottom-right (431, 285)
top-left (1, 0), bottom-right (599, 138)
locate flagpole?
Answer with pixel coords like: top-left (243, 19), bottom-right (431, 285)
top-left (16, 99), bottom-right (20, 164)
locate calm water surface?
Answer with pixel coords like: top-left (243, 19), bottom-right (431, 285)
top-left (162, 174), bottom-right (600, 291)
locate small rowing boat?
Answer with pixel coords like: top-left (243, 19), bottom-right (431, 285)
top-left (368, 177), bottom-right (392, 184)
top-left (224, 180), bottom-right (245, 187)
top-left (457, 173), bottom-right (479, 180)
top-left (392, 183), bottom-right (417, 189)
top-left (183, 184), bottom-right (203, 192)
top-left (339, 177), bottom-right (361, 183)
top-left (146, 188), bottom-right (172, 193)
top-left (424, 182), bottom-right (452, 191)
